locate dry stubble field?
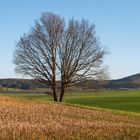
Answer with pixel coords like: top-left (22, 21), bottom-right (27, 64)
top-left (0, 96), bottom-right (140, 140)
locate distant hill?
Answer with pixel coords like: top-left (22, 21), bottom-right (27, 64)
top-left (1, 73), bottom-right (140, 90)
top-left (105, 73), bottom-right (140, 89)
top-left (0, 79), bottom-right (49, 90)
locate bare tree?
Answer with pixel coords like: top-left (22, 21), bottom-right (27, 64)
top-left (13, 13), bottom-right (64, 101)
top-left (58, 19), bottom-right (108, 101)
top-left (13, 12), bottom-right (108, 102)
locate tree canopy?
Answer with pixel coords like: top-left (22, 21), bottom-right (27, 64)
top-left (13, 12), bottom-right (108, 102)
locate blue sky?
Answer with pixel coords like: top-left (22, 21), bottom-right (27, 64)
top-left (0, 0), bottom-right (140, 79)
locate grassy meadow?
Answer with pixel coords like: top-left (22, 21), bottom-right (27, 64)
top-left (0, 96), bottom-right (139, 140)
top-left (65, 90), bottom-right (140, 113)
top-left (1, 89), bottom-right (140, 113)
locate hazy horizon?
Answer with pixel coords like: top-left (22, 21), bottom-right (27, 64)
top-left (0, 0), bottom-right (140, 79)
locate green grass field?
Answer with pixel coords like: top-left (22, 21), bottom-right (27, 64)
top-left (0, 90), bottom-right (140, 113)
top-left (64, 90), bottom-right (140, 113)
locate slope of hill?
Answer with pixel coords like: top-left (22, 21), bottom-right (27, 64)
top-left (1, 73), bottom-right (140, 90)
top-left (0, 96), bottom-right (139, 140)
top-left (105, 73), bottom-right (140, 89)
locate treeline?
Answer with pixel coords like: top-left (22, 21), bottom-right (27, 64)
top-left (1, 73), bottom-right (140, 91)
top-left (0, 79), bottom-right (49, 90)
top-left (104, 80), bottom-right (140, 89)
top-left (0, 79), bottom-right (106, 91)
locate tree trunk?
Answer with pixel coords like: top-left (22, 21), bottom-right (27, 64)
top-left (52, 86), bottom-right (57, 102)
top-left (52, 49), bottom-right (57, 101)
top-left (59, 83), bottom-right (65, 102)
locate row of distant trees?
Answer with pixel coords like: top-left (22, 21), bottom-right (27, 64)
top-left (0, 79), bottom-right (106, 91)
top-left (1, 78), bottom-right (140, 92)
top-left (0, 79), bottom-right (49, 90)
top-left (13, 12), bottom-right (108, 102)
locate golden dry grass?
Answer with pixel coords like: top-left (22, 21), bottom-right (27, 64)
top-left (0, 96), bottom-right (139, 140)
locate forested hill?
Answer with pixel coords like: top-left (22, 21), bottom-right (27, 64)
top-left (0, 79), bottom-right (49, 90)
top-left (105, 73), bottom-right (140, 89)
top-left (0, 73), bottom-right (140, 90)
